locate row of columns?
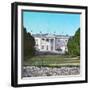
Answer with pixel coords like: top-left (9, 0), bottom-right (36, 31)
top-left (40, 38), bottom-right (56, 51)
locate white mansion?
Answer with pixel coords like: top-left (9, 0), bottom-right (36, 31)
top-left (32, 34), bottom-right (70, 54)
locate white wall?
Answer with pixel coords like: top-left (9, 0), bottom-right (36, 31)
top-left (0, 0), bottom-right (89, 89)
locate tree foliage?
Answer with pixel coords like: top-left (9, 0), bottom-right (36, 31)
top-left (67, 28), bottom-right (80, 56)
top-left (23, 27), bottom-right (35, 60)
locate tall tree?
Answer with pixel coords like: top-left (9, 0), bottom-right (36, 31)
top-left (67, 28), bottom-right (80, 56)
top-left (23, 27), bottom-right (35, 60)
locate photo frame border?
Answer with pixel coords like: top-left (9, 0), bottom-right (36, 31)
top-left (11, 2), bottom-right (88, 87)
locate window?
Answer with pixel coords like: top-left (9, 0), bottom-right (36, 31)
top-left (51, 39), bottom-right (53, 43)
top-left (58, 40), bottom-right (60, 42)
top-left (36, 44), bottom-right (38, 46)
top-left (41, 45), bottom-right (44, 49)
top-left (46, 39), bottom-right (49, 42)
top-left (65, 40), bottom-right (68, 42)
top-left (51, 46), bottom-right (53, 50)
top-left (47, 45), bottom-right (48, 50)
top-left (35, 39), bottom-right (38, 45)
top-left (42, 38), bottom-right (45, 41)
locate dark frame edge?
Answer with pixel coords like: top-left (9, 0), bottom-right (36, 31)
top-left (14, 80), bottom-right (87, 87)
top-left (85, 6), bottom-right (88, 83)
top-left (11, 2), bottom-right (18, 87)
top-left (13, 2), bottom-right (87, 9)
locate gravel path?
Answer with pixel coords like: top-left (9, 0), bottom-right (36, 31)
top-left (22, 66), bottom-right (80, 77)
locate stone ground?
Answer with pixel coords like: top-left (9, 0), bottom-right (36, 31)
top-left (22, 66), bottom-right (80, 77)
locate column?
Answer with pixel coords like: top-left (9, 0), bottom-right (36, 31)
top-left (39, 38), bottom-right (42, 51)
top-left (45, 38), bottom-right (47, 51)
top-left (49, 39), bottom-right (51, 51)
top-left (53, 38), bottom-right (55, 51)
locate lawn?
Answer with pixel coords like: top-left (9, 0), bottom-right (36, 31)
top-left (23, 55), bottom-right (80, 67)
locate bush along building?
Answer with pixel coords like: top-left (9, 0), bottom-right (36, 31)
top-left (32, 33), bottom-right (70, 54)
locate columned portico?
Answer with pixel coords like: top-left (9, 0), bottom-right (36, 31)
top-left (33, 34), bottom-right (70, 54)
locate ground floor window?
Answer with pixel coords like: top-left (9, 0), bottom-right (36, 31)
top-left (47, 45), bottom-right (48, 50)
top-left (51, 46), bottom-right (53, 50)
top-left (41, 45), bottom-right (44, 49)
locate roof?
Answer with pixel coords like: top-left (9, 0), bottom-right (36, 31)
top-left (32, 33), bottom-right (70, 39)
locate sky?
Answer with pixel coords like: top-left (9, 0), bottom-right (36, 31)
top-left (23, 11), bottom-right (80, 36)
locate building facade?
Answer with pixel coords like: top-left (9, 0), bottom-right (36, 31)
top-left (32, 34), bottom-right (70, 54)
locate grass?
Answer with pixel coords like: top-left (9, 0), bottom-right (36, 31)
top-left (23, 55), bottom-right (80, 67)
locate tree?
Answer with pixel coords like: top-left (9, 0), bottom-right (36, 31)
top-left (67, 28), bottom-right (80, 56)
top-left (23, 27), bottom-right (35, 60)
